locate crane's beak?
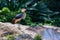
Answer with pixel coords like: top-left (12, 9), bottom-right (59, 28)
top-left (11, 18), bottom-right (21, 24)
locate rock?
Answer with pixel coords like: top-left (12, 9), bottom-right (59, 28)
top-left (0, 22), bottom-right (60, 40)
top-left (0, 22), bottom-right (38, 40)
top-left (15, 34), bottom-right (34, 40)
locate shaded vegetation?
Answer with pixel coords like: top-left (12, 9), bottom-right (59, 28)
top-left (7, 35), bottom-right (15, 40)
top-left (0, 0), bottom-right (60, 27)
top-left (34, 34), bottom-right (42, 40)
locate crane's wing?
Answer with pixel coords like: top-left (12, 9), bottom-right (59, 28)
top-left (15, 13), bottom-right (24, 19)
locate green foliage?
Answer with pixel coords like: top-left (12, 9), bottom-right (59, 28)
top-left (0, 0), bottom-right (60, 27)
top-left (7, 35), bottom-right (15, 40)
top-left (34, 34), bottom-right (42, 40)
top-left (2, 7), bottom-right (10, 13)
top-left (25, 13), bottom-right (32, 25)
top-left (0, 7), bottom-right (18, 22)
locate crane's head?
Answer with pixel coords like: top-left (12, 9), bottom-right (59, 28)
top-left (21, 8), bottom-right (26, 13)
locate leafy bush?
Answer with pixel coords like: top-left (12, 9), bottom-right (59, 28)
top-left (0, 7), bottom-right (18, 22)
top-left (34, 34), bottom-right (42, 40)
top-left (0, 0), bottom-right (60, 27)
top-left (7, 35), bottom-right (15, 40)
top-left (2, 7), bottom-right (10, 13)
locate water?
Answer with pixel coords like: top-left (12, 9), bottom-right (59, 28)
top-left (42, 28), bottom-right (60, 40)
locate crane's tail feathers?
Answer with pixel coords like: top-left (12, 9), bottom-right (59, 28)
top-left (11, 18), bottom-right (16, 24)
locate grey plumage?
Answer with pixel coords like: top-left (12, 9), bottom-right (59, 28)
top-left (15, 13), bottom-right (26, 19)
top-left (11, 13), bottom-right (26, 24)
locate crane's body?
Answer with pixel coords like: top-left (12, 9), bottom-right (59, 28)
top-left (11, 8), bottom-right (26, 24)
top-left (15, 13), bottom-right (26, 19)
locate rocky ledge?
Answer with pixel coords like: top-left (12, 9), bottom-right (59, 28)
top-left (0, 22), bottom-right (60, 40)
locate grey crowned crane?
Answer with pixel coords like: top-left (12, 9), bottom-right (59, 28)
top-left (11, 8), bottom-right (26, 24)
